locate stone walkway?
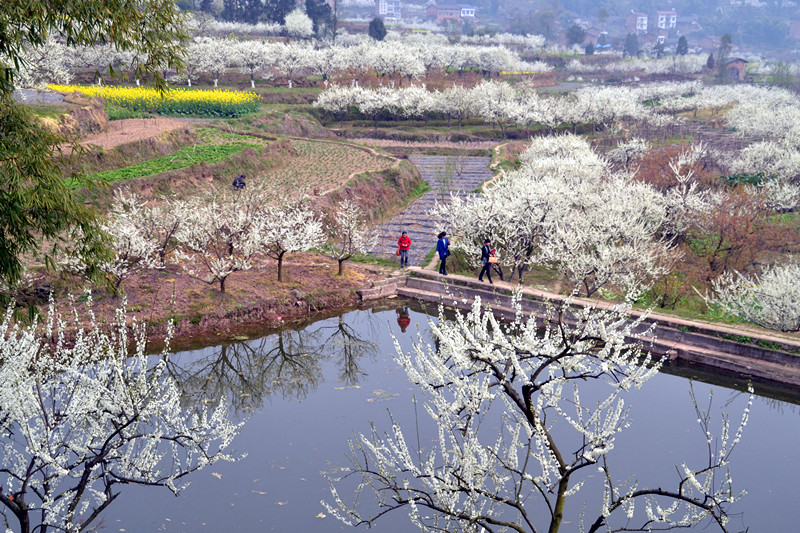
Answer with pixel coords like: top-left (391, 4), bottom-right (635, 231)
top-left (370, 156), bottom-right (492, 266)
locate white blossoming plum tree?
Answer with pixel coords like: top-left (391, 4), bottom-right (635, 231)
top-left (173, 185), bottom-right (267, 292)
top-left (257, 198), bottom-right (325, 282)
top-left (323, 198), bottom-right (376, 275)
top-left (0, 300), bottom-right (242, 533)
top-left (710, 262), bottom-right (800, 332)
top-left (325, 297), bottom-right (751, 533)
top-left (72, 191), bottom-right (162, 292)
top-left (439, 135), bottom-right (675, 296)
top-left (284, 8), bottom-right (314, 40)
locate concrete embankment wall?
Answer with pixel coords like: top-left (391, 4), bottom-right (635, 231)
top-left (359, 268), bottom-right (800, 388)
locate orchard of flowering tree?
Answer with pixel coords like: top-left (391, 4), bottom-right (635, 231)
top-left (6, 3), bottom-right (800, 531)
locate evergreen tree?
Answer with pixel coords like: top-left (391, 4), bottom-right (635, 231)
top-left (677, 35), bottom-right (689, 55)
top-left (566, 24), bottom-right (586, 46)
top-left (716, 33), bottom-right (732, 80)
top-left (624, 33), bottom-right (639, 58)
top-left (244, 0), bottom-right (264, 23)
top-left (706, 52), bottom-right (715, 70)
top-left (222, 0), bottom-right (245, 21)
top-left (584, 42), bottom-right (595, 55)
top-left (264, 0), bottom-right (295, 24)
top-left (306, 0), bottom-right (333, 37)
top-left (368, 16), bottom-right (387, 41)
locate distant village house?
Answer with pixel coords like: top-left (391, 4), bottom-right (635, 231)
top-left (726, 58), bottom-right (748, 82)
top-left (425, 4), bottom-right (476, 22)
top-left (656, 10), bottom-right (677, 30)
top-left (626, 11), bottom-right (648, 35)
top-left (375, 0), bottom-right (401, 19)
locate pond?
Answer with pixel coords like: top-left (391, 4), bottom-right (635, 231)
top-left (75, 303), bottom-right (800, 531)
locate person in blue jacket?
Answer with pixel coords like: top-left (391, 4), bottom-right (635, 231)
top-left (436, 231), bottom-right (450, 276)
top-left (478, 238), bottom-right (493, 284)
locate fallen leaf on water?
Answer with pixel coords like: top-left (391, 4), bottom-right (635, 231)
top-left (334, 385), bottom-right (361, 390)
top-left (250, 490), bottom-right (267, 495)
top-left (316, 513), bottom-right (326, 519)
top-left (276, 501), bottom-right (288, 506)
top-left (211, 472), bottom-right (222, 479)
top-left (367, 389), bottom-right (399, 402)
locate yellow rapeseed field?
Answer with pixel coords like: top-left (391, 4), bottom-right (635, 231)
top-left (48, 84), bottom-right (260, 117)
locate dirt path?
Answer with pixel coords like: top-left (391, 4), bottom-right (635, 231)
top-left (80, 118), bottom-right (194, 150)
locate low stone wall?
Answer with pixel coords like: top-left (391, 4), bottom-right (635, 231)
top-left (394, 268), bottom-right (800, 389)
top-left (356, 274), bottom-right (406, 301)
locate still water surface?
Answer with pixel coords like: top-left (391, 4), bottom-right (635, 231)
top-left (96, 303), bottom-right (800, 532)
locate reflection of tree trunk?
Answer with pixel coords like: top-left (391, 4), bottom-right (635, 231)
top-left (549, 476), bottom-right (570, 533)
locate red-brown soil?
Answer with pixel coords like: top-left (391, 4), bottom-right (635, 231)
top-left (76, 253), bottom-right (391, 352)
top-left (81, 118), bottom-right (190, 150)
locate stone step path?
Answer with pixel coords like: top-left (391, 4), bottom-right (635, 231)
top-left (370, 156), bottom-right (492, 266)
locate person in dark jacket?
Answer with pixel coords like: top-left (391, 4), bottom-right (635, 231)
top-left (436, 231), bottom-right (450, 275)
top-left (478, 238), bottom-right (493, 284)
top-left (232, 174), bottom-right (246, 189)
top-left (397, 231), bottom-right (411, 268)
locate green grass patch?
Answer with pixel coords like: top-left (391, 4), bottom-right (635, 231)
top-left (26, 103), bottom-right (74, 119)
top-left (350, 253), bottom-right (401, 269)
top-left (69, 141), bottom-right (260, 187)
top-left (105, 105), bottom-right (153, 120)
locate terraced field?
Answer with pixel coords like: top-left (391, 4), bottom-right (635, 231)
top-left (268, 140), bottom-right (395, 194)
top-left (371, 156), bottom-right (492, 266)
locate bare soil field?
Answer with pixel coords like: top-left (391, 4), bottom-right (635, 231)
top-left (80, 118), bottom-right (192, 150)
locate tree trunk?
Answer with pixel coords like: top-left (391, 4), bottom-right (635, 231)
top-left (338, 258), bottom-right (345, 275)
top-left (277, 251), bottom-right (285, 282)
top-left (250, 76), bottom-right (255, 88)
top-left (220, 275), bottom-right (227, 293)
top-left (213, 78), bottom-right (218, 87)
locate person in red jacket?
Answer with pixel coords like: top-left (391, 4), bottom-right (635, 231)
top-left (396, 307), bottom-right (410, 332)
top-left (397, 231), bottom-right (411, 268)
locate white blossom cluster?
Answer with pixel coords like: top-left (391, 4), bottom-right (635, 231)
top-left (70, 191), bottom-right (163, 290)
top-left (438, 134), bottom-right (702, 296)
top-left (187, 15), bottom-right (283, 36)
top-left (314, 81), bottom-right (682, 134)
top-left (603, 54), bottom-right (707, 75)
top-left (75, 185), bottom-right (369, 292)
top-left (710, 261), bottom-right (800, 332)
top-left (0, 297), bottom-right (243, 532)
top-left (326, 296), bottom-right (747, 532)
top-left (322, 197), bottom-right (378, 275)
top-left (19, 30), bottom-right (553, 90)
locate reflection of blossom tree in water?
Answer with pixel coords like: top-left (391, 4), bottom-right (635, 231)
top-left (325, 299), bottom-right (752, 533)
top-left (164, 313), bottom-right (379, 414)
top-left (0, 302), bottom-right (243, 533)
top-left (319, 314), bottom-right (379, 388)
